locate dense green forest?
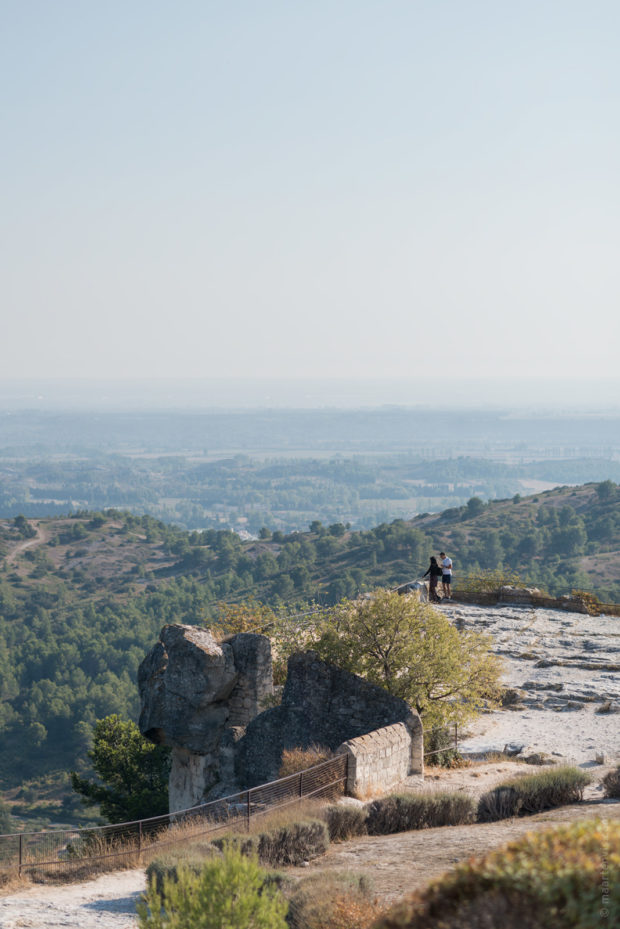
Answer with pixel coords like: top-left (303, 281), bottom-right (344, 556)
top-left (1, 480), bottom-right (619, 826)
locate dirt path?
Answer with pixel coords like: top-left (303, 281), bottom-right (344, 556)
top-left (6, 521), bottom-right (49, 565)
top-left (0, 869), bottom-right (145, 928)
top-left (2, 800), bottom-right (619, 925)
top-left (294, 800), bottom-right (620, 904)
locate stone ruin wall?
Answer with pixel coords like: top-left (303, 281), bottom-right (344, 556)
top-left (338, 721), bottom-right (420, 797)
top-left (138, 624), bottom-right (423, 812)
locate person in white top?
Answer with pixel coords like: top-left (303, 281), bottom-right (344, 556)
top-left (439, 552), bottom-right (452, 599)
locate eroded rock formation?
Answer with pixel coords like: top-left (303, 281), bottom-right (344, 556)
top-left (138, 625), bottom-right (423, 812)
top-left (138, 624), bottom-right (272, 811)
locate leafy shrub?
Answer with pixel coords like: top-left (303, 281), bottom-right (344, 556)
top-left (477, 766), bottom-right (591, 822)
top-left (287, 871), bottom-right (381, 929)
top-left (213, 819), bottom-right (329, 866)
top-left (145, 842), bottom-right (220, 895)
top-left (137, 844), bottom-right (288, 929)
top-left (423, 727), bottom-right (463, 767)
top-left (278, 745), bottom-right (333, 778)
top-left (313, 590), bottom-right (503, 731)
top-left (570, 589), bottom-right (602, 615)
top-left (323, 803), bottom-right (368, 841)
top-left (366, 792), bottom-right (475, 835)
top-left (603, 765), bottom-right (620, 798)
top-left (372, 820), bottom-right (620, 929)
top-left (258, 820), bottom-right (329, 866)
top-left (460, 568), bottom-right (524, 594)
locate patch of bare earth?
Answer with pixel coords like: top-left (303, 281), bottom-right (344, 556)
top-left (294, 799), bottom-right (620, 905)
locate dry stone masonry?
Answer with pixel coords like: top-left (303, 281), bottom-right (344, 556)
top-left (138, 625), bottom-right (424, 812)
top-left (238, 651), bottom-right (423, 788)
top-left (338, 722), bottom-right (417, 796)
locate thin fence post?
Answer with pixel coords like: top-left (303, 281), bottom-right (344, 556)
top-left (299, 770), bottom-right (303, 800)
top-left (18, 833), bottom-right (22, 877)
top-left (454, 723), bottom-right (458, 753)
top-left (138, 821), bottom-right (143, 861)
top-left (246, 790), bottom-right (251, 833)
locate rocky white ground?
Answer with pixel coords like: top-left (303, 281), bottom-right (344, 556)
top-left (442, 601), bottom-right (620, 764)
top-left (1, 602), bottom-right (619, 927)
top-left (0, 869), bottom-right (145, 928)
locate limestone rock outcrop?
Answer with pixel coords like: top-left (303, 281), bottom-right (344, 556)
top-left (139, 625), bottom-right (423, 812)
top-left (138, 624), bottom-right (272, 811)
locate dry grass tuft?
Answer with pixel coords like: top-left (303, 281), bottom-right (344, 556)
top-left (279, 745), bottom-right (333, 778)
top-left (287, 871), bottom-right (383, 929)
top-left (477, 765), bottom-right (591, 822)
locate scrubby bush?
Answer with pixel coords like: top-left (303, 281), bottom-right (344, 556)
top-left (312, 590), bottom-right (503, 731)
top-left (137, 844), bottom-right (288, 929)
top-left (278, 745), bottom-right (333, 778)
top-left (366, 792), bottom-right (475, 835)
top-left (459, 568), bottom-right (524, 594)
top-left (603, 765), bottom-right (620, 798)
top-left (145, 842), bottom-right (220, 894)
top-left (287, 871), bottom-right (381, 929)
top-left (323, 803), bottom-right (368, 841)
top-left (213, 819), bottom-right (329, 866)
top-left (477, 765), bottom-right (591, 822)
top-left (423, 726), bottom-right (463, 767)
top-left (372, 820), bottom-right (620, 929)
top-left (257, 820), bottom-right (329, 866)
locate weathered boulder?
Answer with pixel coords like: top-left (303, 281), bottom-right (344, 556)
top-left (138, 624), bottom-right (238, 753)
top-left (138, 624), bottom-right (272, 810)
top-left (237, 651), bottom-right (423, 787)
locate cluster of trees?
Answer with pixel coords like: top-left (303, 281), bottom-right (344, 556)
top-left (433, 481), bottom-right (620, 596)
top-left (2, 481), bottom-right (619, 807)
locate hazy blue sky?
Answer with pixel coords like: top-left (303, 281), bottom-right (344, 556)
top-left (2, 1), bottom-right (619, 381)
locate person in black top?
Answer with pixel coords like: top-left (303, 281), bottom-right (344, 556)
top-left (423, 556), bottom-right (443, 602)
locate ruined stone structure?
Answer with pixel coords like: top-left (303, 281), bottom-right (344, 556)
top-left (139, 625), bottom-right (423, 812)
top-left (338, 722), bottom-right (418, 796)
top-left (238, 651), bottom-right (423, 787)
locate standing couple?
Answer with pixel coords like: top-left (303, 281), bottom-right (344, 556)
top-left (423, 551), bottom-right (453, 602)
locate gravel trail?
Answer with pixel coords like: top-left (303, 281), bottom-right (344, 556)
top-left (0, 869), bottom-right (145, 929)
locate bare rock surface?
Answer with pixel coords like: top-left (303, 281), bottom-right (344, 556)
top-left (0, 868), bottom-right (145, 928)
top-left (441, 602), bottom-right (620, 764)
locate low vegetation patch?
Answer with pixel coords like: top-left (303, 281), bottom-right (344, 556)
top-left (145, 842), bottom-right (221, 895)
top-left (286, 871), bottom-right (382, 929)
top-left (423, 727), bottom-right (465, 767)
top-left (212, 819), bottom-right (329, 867)
top-left (477, 765), bottom-right (591, 822)
top-left (278, 745), bottom-right (333, 778)
top-left (459, 568), bottom-right (525, 595)
top-left (138, 844), bottom-right (289, 929)
top-left (373, 820), bottom-right (620, 929)
top-left (323, 803), bottom-right (368, 841)
top-left (366, 792), bottom-right (475, 835)
top-left (603, 765), bottom-right (620, 799)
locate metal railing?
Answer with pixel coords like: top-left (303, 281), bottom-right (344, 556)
top-left (0, 754), bottom-right (347, 879)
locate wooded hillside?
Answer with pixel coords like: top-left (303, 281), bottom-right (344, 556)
top-left (0, 480), bottom-right (619, 824)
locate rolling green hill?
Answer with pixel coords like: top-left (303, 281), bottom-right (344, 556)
top-left (0, 480), bottom-right (619, 825)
